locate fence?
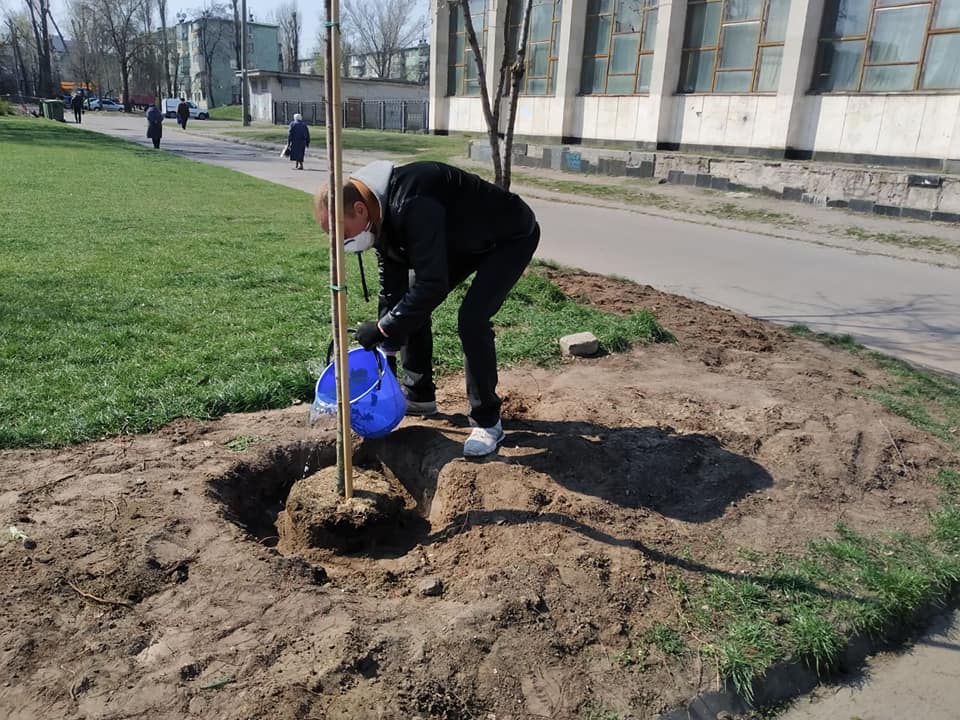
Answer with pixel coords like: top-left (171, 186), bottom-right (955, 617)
top-left (272, 99), bottom-right (429, 133)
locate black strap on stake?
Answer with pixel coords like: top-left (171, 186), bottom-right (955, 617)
top-left (357, 253), bottom-right (369, 302)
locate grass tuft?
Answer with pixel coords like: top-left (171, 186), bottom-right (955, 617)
top-left (579, 702), bottom-right (622, 720)
top-left (647, 622), bottom-right (687, 656)
top-left (671, 515), bottom-right (960, 706)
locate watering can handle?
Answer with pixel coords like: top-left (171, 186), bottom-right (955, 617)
top-left (324, 332), bottom-right (385, 389)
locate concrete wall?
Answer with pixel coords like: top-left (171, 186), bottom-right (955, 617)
top-left (472, 138), bottom-right (960, 220)
top-left (430, 0), bottom-right (960, 166)
top-left (791, 95), bottom-right (960, 161)
top-left (248, 73), bottom-right (428, 123)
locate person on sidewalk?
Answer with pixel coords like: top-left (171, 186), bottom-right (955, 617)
top-left (145, 104), bottom-right (163, 149)
top-left (287, 113), bottom-right (310, 170)
top-left (176, 97), bottom-right (190, 130)
top-left (313, 160), bottom-right (540, 458)
top-left (70, 93), bottom-right (84, 124)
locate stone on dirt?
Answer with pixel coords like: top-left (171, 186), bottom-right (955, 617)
top-left (559, 332), bottom-right (599, 357)
top-left (419, 576), bottom-right (444, 597)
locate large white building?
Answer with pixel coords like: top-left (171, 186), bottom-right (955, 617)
top-left (429, 0), bottom-right (960, 168)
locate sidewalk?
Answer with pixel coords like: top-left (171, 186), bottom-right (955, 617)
top-left (188, 120), bottom-right (960, 270)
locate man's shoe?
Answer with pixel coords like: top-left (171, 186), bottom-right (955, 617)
top-left (463, 420), bottom-right (504, 457)
top-left (405, 398), bottom-right (437, 416)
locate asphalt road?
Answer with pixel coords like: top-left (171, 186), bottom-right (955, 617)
top-left (80, 113), bottom-right (960, 377)
top-left (75, 113), bottom-right (960, 720)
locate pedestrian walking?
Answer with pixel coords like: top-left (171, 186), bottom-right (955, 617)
top-left (313, 160), bottom-right (540, 457)
top-left (176, 97), bottom-right (190, 130)
top-left (145, 104), bottom-right (163, 149)
top-left (287, 113), bottom-right (310, 170)
top-left (71, 93), bottom-right (84, 124)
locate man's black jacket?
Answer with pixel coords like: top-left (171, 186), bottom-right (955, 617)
top-left (372, 161), bottom-right (536, 340)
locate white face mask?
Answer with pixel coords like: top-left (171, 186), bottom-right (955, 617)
top-left (343, 223), bottom-right (375, 253)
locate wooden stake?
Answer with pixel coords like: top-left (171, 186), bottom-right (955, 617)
top-left (324, 0), bottom-right (353, 499)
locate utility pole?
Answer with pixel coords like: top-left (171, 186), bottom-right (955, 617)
top-left (241, 0), bottom-right (250, 125)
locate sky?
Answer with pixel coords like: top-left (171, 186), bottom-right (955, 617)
top-left (38, 0), bottom-right (431, 60)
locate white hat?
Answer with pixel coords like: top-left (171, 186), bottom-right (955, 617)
top-left (293, 113), bottom-right (303, 121)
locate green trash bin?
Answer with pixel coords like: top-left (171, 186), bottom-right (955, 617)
top-left (43, 99), bottom-right (65, 122)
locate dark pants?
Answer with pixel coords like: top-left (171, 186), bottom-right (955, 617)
top-left (395, 222), bottom-right (540, 427)
top-left (152, 137), bottom-right (161, 149)
top-left (73, 108), bottom-right (82, 124)
top-left (179, 117), bottom-right (188, 129)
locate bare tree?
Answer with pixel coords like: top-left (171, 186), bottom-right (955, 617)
top-left (342, 0), bottom-right (421, 79)
top-left (194, 2), bottom-right (230, 107)
top-left (67, 1), bottom-right (100, 94)
top-left (459, 0), bottom-right (532, 190)
top-left (92, 0), bottom-right (146, 110)
top-left (3, 13), bottom-right (34, 95)
top-left (276, 1), bottom-right (301, 73)
top-left (24, 0), bottom-right (54, 96)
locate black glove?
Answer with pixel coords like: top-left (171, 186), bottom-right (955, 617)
top-left (355, 321), bottom-right (384, 351)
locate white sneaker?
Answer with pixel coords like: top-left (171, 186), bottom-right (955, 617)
top-left (463, 420), bottom-right (504, 457)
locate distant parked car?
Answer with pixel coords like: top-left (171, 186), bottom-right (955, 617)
top-left (86, 97), bottom-right (124, 111)
top-left (162, 98), bottom-right (208, 120)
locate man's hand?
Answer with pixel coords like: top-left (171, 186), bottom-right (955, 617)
top-left (355, 321), bottom-right (385, 351)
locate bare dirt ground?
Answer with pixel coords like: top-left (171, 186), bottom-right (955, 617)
top-left (0, 271), bottom-right (953, 720)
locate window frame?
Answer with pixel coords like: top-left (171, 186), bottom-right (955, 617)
top-left (678, 0), bottom-right (788, 94)
top-left (580, 0), bottom-right (660, 96)
top-left (507, 0), bottom-right (564, 96)
top-left (447, 0), bottom-right (489, 97)
top-left (813, 0), bottom-right (960, 93)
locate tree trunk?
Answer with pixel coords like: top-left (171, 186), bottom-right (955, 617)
top-left (460, 0), bottom-right (502, 186)
top-left (159, 0), bottom-right (172, 97)
top-left (121, 59), bottom-right (131, 112)
top-left (207, 69), bottom-right (216, 107)
top-left (38, 2), bottom-right (52, 96)
top-left (9, 22), bottom-right (29, 96)
top-left (26, 2), bottom-right (50, 96)
top-left (501, 0), bottom-right (533, 192)
top-left (232, 0), bottom-right (241, 71)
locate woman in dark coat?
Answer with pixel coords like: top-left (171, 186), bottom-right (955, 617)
top-left (146, 104), bottom-right (163, 149)
top-left (287, 113), bottom-right (310, 170)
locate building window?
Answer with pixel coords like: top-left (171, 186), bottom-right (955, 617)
top-left (815, 0), bottom-right (960, 91)
top-left (448, 0), bottom-right (488, 96)
top-left (507, 0), bottom-right (563, 95)
top-left (679, 0), bottom-right (791, 93)
top-left (581, 0), bottom-right (659, 94)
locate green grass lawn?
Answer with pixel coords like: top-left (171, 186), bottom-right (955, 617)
top-left (206, 104), bottom-right (243, 121)
top-left (224, 126), bottom-right (472, 163)
top-left (0, 116), bottom-right (665, 448)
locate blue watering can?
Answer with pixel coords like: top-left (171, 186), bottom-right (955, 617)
top-left (311, 341), bottom-right (406, 439)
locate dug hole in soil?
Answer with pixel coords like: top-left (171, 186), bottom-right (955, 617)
top-left (1, 270), bottom-right (954, 720)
